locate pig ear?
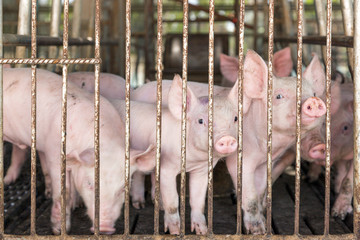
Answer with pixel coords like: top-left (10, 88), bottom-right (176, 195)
top-left (67, 148), bottom-right (95, 167)
top-left (243, 50), bottom-right (268, 100)
top-left (130, 144), bottom-right (156, 172)
top-left (168, 74), bottom-right (200, 119)
top-left (220, 53), bottom-right (238, 84)
top-left (227, 79), bottom-right (252, 114)
top-left (273, 47), bottom-right (293, 77)
top-left (330, 82), bottom-right (341, 114)
top-left (303, 54), bottom-right (325, 96)
top-left (347, 100), bottom-right (354, 113)
top-left (333, 70), bottom-right (345, 84)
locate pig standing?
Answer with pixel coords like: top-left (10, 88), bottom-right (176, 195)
top-left (111, 74), bottom-right (239, 235)
top-left (132, 50), bottom-right (327, 234)
top-left (3, 68), bottom-right (155, 234)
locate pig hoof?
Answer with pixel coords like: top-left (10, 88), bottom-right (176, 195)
top-left (331, 202), bottom-right (353, 220)
top-left (244, 215), bottom-right (266, 235)
top-left (132, 200), bottom-right (145, 209)
top-left (164, 212), bottom-right (180, 235)
top-left (191, 212), bottom-right (207, 235)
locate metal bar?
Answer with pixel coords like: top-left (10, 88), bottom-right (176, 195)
top-left (154, 0), bottom-right (163, 235)
top-left (15, 0), bottom-right (31, 63)
top-left (61, 0), bottom-right (70, 236)
top-left (253, 0), bottom-right (257, 51)
top-left (118, 0), bottom-right (126, 77)
top-left (314, 0), bottom-right (327, 62)
top-left (298, 1), bottom-right (311, 66)
top-left (0, 58), bottom-right (101, 64)
top-left (0, 233), bottom-right (356, 240)
top-left (266, 0), bottom-right (275, 235)
top-left (323, 0), bottom-right (332, 235)
top-left (0, 0), bottom-right (3, 235)
top-left (179, 0), bottom-right (188, 236)
top-left (93, 0), bottom-right (101, 236)
top-left (236, 0), bottom-right (245, 235)
top-left (269, 35), bottom-right (353, 48)
top-left (340, 0), bottom-right (354, 77)
top-left (30, 0), bottom-right (37, 235)
top-left (48, 0), bottom-right (61, 71)
top-left (294, 0), bottom-right (304, 235)
top-left (2, 34), bottom-right (121, 46)
top-left (84, 0), bottom-right (95, 71)
top-left (354, 0), bottom-right (360, 238)
top-left (207, 0), bottom-right (215, 235)
top-left (124, 0), bottom-right (131, 236)
top-left (71, 0), bottom-right (82, 57)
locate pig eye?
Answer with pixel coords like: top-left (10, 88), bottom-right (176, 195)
top-left (344, 126), bottom-right (348, 131)
top-left (234, 116), bottom-right (238, 122)
top-left (276, 94), bottom-right (283, 100)
top-left (198, 119), bottom-right (203, 124)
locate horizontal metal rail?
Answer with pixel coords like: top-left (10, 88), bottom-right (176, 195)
top-left (268, 35), bottom-right (353, 47)
top-left (0, 58), bottom-right (101, 64)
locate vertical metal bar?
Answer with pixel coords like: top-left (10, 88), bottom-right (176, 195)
top-left (118, 0), bottom-right (126, 78)
top-left (61, 0), bottom-right (69, 236)
top-left (48, 0), bottom-right (61, 71)
top-left (236, 0), bottom-right (245, 235)
top-left (85, 0), bottom-right (96, 71)
top-left (353, 1), bottom-right (360, 238)
top-left (154, 0), bottom-right (163, 235)
top-left (294, 0), bottom-right (303, 235)
top-left (253, 0), bottom-right (258, 51)
top-left (340, 0), bottom-right (354, 77)
top-left (297, 0), bottom-right (311, 66)
top-left (207, 0), bottom-right (215, 235)
top-left (266, 0), bottom-right (274, 235)
top-left (0, 0), bottom-right (3, 235)
top-left (30, 0), bottom-right (37, 236)
top-left (124, 0), bottom-right (131, 236)
top-left (15, 0), bottom-right (31, 64)
top-left (324, 0), bottom-right (332, 235)
top-left (314, 0), bottom-right (327, 63)
top-left (94, 0), bottom-right (101, 236)
top-left (180, 0), bottom-right (188, 236)
top-left (70, 0), bottom-right (82, 72)
top-left (262, 0), bottom-right (269, 57)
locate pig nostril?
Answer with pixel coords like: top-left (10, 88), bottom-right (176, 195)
top-left (307, 106), bottom-right (311, 110)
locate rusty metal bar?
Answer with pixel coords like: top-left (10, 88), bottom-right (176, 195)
top-left (0, 233), bottom-right (356, 240)
top-left (15, 0), bottom-right (31, 63)
top-left (236, 0), bottom-right (245, 235)
top-left (270, 35), bottom-right (353, 48)
top-left (0, 58), bottom-right (101, 64)
top-left (30, 0), bottom-right (37, 236)
top-left (354, 0), bottom-right (360, 238)
top-left (48, 0), bottom-right (61, 71)
top-left (207, 0), bottom-right (215, 235)
top-left (0, 0), bottom-right (3, 235)
top-left (340, 0), bottom-right (354, 76)
top-left (179, 0), bottom-right (188, 236)
top-left (2, 34), bottom-right (120, 46)
top-left (60, 0), bottom-right (70, 236)
top-left (253, 0), bottom-right (257, 51)
top-left (323, 0), bottom-right (332, 235)
top-left (93, 0), bottom-right (101, 236)
top-left (314, 0), bottom-right (327, 62)
top-left (124, 0), bottom-right (131, 236)
top-left (294, 0), bottom-right (304, 235)
top-left (154, 0), bottom-right (163, 235)
top-left (266, 0), bottom-right (274, 235)
top-left (297, 0), bottom-right (311, 66)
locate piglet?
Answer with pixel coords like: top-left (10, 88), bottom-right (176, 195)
top-left (111, 74), bottom-right (239, 235)
top-left (3, 68), bottom-right (155, 234)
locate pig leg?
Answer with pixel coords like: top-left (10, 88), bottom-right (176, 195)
top-left (47, 155), bottom-right (72, 234)
top-left (150, 171), bottom-right (164, 210)
top-left (307, 163), bottom-right (322, 183)
top-left (271, 149), bottom-right (295, 184)
top-left (39, 151), bottom-right (52, 198)
top-left (189, 171), bottom-right (208, 235)
top-left (225, 153), bottom-right (238, 191)
top-left (334, 160), bottom-right (348, 194)
top-left (332, 160), bottom-right (353, 220)
top-left (130, 170), bottom-right (146, 209)
top-left (160, 166), bottom-right (180, 235)
top-left (4, 145), bottom-right (27, 184)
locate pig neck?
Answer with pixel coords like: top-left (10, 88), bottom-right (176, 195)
top-left (244, 99), bottom-right (295, 162)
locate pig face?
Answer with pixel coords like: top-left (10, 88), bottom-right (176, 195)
top-left (67, 144), bottom-right (155, 234)
top-left (243, 50), bottom-right (326, 135)
top-left (167, 75), bottom-right (238, 158)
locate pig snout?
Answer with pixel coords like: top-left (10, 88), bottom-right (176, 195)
top-left (90, 222), bottom-right (116, 235)
top-left (215, 136), bottom-right (237, 154)
top-left (309, 143), bottom-right (326, 160)
top-left (302, 97), bottom-right (326, 119)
